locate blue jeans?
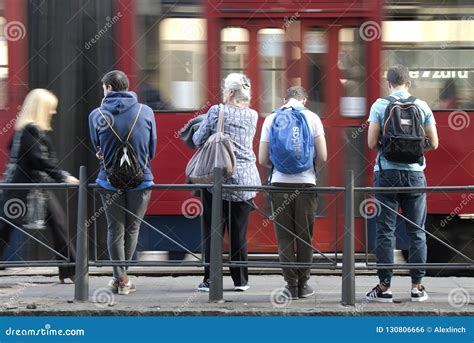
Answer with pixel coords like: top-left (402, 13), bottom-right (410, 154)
top-left (374, 170), bottom-right (427, 286)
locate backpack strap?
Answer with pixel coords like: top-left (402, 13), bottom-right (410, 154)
top-left (216, 104), bottom-right (225, 133)
top-left (268, 165), bottom-right (273, 185)
top-left (379, 98), bottom-right (398, 172)
top-left (385, 96), bottom-right (399, 103)
top-left (386, 95), bottom-right (417, 103)
top-left (98, 104), bottom-right (143, 143)
top-left (125, 104), bottom-right (143, 142)
top-left (98, 109), bottom-right (123, 143)
top-left (281, 105), bottom-right (306, 112)
top-left (377, 154), bottom-right (383, 172)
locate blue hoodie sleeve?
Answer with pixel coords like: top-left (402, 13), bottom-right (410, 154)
top-left (149, 108), bottom-right (157, 160)
top-left (88, 109), bottom-right (100, 152)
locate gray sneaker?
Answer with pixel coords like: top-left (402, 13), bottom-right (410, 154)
top-left (298, 283), bottom-right (315, 298)
top-left (284, 285), bottom-right (299, 300)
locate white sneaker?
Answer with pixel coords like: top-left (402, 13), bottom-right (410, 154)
top-left (234, 285), bottom-right (250, 292)
top-left (411, 285), bottom-right (428, 302)
top-left (118, 280), bottom-right (136, 295)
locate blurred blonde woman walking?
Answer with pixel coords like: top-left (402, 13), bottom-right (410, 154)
top-left (0, 89), bottom-right (79, 282)
top-left (193, 73), bottom-right (261, 292)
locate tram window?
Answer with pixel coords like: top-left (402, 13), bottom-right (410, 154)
top-left (221, 28), bottom-right (249, 75)
top-left (382, 20), bottom-right (474, 110)
top-left (338, 28), bottom-right (367, 118)
top-left (304, 29), bottom-right (327, 117)
top-left (0, 15), bottom-right (7, 109)
top-left (158, 18), bottom-right (206, 111)
top-left (258, 28), bottom-right (285, 116)
top-left (136, 1), bottom-right (205, 111)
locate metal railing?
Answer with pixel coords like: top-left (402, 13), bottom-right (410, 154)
top-left (1, 166), bottom-right (473, 306)
top-left (76, 167), bottom-right (215, 301)
top-left (88, 184), bottom-right (207, 267)
top-left (209, 172), bottom-right (345, 301)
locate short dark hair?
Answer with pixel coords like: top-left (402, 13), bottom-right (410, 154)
top-left (285, 86), bottom-right (308, 101)
top-left (101, 70), bottom-right (129, 91)
top-left (386, 64), bottom-right (410, 87)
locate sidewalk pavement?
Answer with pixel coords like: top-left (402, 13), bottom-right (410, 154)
top-left (0, 273), bottom-right (472, 316)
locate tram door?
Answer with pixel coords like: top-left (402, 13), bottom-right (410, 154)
top-left (219, 19), bottom-right (360, 253)
top-left (333, 27), bottom-right (372, 253)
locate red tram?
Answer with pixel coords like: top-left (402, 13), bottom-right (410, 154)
top-left (0, 0), bottom-right (473, 267)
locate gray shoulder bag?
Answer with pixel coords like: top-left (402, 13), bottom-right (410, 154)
top-left (185, 104), bottom-right (236, 184)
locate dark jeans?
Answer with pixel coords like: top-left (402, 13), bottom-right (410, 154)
top-left (374, 170), bottom-right (427, 286)
top-left (271, 183), bottom-right (317, 287)
top-left (0, 191), bottom-right (75, 279)
top-left (201, 190), bottom-right (252, 287)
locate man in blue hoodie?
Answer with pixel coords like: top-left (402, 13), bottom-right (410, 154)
top-left (89, 70), bottom-right (157, 295)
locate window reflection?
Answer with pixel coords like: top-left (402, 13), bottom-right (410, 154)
top-left (221, 28), bottom-right (249, 75)
top-left (258, 28), bottom-right (285, 115)
top-left (159, 18), bottom-right (206, 111)
top-left (136, 0), bottom-right (206, 111)
top-left (338, 28), bottom-right (366, 117)
top-left (304, 29), bottom-right (327, 117)
top-left (382, 20), bottom-right (474, 110)
top-left (0, 14), bottom-right (7, 109)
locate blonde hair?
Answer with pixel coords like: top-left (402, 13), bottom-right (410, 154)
top-left (15, 89), bottom-right (58, 131)
top-left (222, 73), bottom-right (251, 104)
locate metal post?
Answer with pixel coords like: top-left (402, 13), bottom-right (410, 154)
top-left (341, 169), bottom-right (355, 306)
top-left (74, 166), bottom-right (89, 302)
top-left (209, 167), bottom-right (224, 302)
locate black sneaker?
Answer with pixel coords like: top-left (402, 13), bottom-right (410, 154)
top-left (284, 285), bottom-right (299, 300)
top-left (298, 283), bottom-right (315, 298)
top-left (197, 281), bottom-right (209, 292)
top-left (411, 285), bottom-right (428, 302)
top-left (365, 284), bottom-right (393, 303)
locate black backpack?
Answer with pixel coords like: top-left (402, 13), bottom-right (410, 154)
top-left (99, 104), bottom-right (145, 190)
top-left (379, 96), bottom-right (426, 167)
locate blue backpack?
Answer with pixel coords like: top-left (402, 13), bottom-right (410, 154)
top-left (269, 106), bottom-right (314, 174)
